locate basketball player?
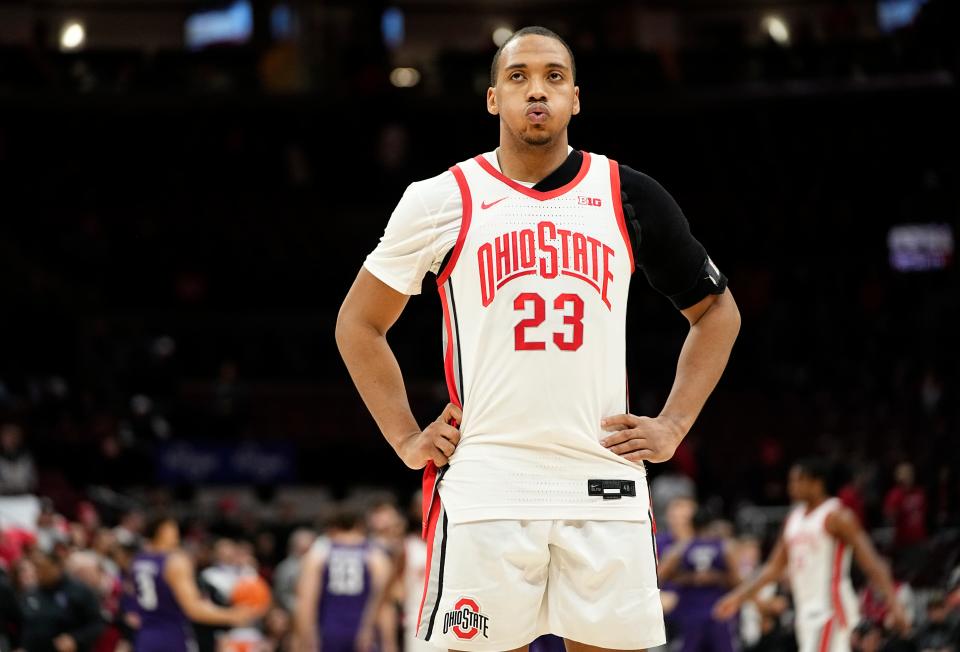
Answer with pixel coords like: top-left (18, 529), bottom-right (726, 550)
top-left (336, 26), bottom-right (741, 652)
top-left (295, 506), bottom-right (394, 652)
top-left (714, 459), bottom-right (909, 652)
top-left (658, 508), bottom-right (740, 652)
top-left (130, 517), bottom-right (261, 652)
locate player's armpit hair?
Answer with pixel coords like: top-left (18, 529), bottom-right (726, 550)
top-left (669, 257), bottom-right (728, 310)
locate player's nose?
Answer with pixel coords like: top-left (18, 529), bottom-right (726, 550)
top-left (527, 80), bottom-right (548, 102)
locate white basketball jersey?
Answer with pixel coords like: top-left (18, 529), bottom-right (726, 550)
top-left (434, 150), bottom-right (650, 524)
top-left (783, 498), bottom-right (859, 626)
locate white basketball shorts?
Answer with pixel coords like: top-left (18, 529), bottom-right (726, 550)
top-left (795, 612), bottom-right (852, 652)
top-left (414, 505), bottom-right (665, 651)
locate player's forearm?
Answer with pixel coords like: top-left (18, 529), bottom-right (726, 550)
top-left (733, 562), bottom-right (781, 603)
top-left (659, 290), bottom-right (740, 436)
top-left (335, 319), bottom-right (421, 451)
top-left (184, 600), bottom-right (235, 626)
top-left (296, 627), bottom-right (318, 652)
top-left (859, 550), bottom-right (898, 605)
top-left (294, 607), bottom-right (318, 651)
top-left (377, 602), bottom-right (400, 652)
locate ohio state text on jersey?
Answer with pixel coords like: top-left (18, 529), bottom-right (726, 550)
top-left (433, 150), bottom-right (651, 524)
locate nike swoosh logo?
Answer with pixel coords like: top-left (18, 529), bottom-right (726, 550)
top-left (481, 197), bottom-right (507, 210)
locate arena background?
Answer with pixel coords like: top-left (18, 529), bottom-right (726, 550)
top-left (0, 1), bottom-right (958, 651)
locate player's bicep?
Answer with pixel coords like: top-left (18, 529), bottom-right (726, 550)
top-left (766, 537), bottom-right (789, 576)
top-left (164, 553), bottom-right (201, 613)
top-left (621, 167), bottom-right (726, 309)
top-left (835, 511), bottom-right (886, 574)
top-left (338, 267), bottom-right (411, 337)
top-left (297, 550), bottom-right (325, 621)
top-left (368, 549), bottom-right (393, 592)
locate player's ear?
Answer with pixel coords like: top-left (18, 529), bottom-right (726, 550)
top-left (487, 86), bottom-right (499, 115)
top-left (572, 85), bottom-right (580, 116)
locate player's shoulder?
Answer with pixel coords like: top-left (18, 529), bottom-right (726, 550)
top-left (402, 166), bottom-right (461, 213)
top-left (366, 542), bottom-right (391, 564)
top-left (614, 162), bottom-right (671, 199)
top-left (164, 549), bottom-right (191, 575)
top-left (824, 501), bottom-right (859, 533)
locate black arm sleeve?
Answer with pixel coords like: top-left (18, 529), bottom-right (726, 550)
top-left (619, 164), bottom-right (727, 309)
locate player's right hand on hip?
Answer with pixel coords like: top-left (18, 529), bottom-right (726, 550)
top-left (397, 403), bottom-right (462, 469)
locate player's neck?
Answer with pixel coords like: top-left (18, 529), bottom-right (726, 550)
top-left (805, 495), bottom-right (829, 512)
top-left (496, 132), bottom-right (570, 183)
top-left (331, 530), bottom-right (366, 545)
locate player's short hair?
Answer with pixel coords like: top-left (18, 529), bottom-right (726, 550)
top-left (692, 506), bottom-right (716, 532)
top-left (326, 503), bottom-right (364, 532)
top-left (490, 26), bottom-right (576, 88)
top-left (144, 514), bottom-right (177, 541)
top-left (794, 457), bottom-right (836, 493)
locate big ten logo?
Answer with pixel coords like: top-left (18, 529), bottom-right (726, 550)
top-left (442, 597), bottom-right (490, 640)
top-left (578, 196), bottom-right (602, 207)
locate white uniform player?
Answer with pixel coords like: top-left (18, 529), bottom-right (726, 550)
top-left (715, 460), bottom-right (908, 652)
top-left (339, 26), bottom-right (741, 652)
top-left (368, 149), bottom-right (660, 650)
top-left (783, 497), bottom-right (859, 652)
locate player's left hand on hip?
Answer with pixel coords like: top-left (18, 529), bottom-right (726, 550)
top-left (599, 414), bottom-right (684, 463)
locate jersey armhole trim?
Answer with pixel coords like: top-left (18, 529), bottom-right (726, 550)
top-left (435, 164), bottom-right (472, 286)
top-left (608, 158), bottom-right (636, 273)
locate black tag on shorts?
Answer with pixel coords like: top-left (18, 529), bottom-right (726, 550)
top-left (588, 479), bottom-right (637, 500)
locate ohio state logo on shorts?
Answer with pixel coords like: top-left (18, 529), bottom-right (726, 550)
top-left (442, 597), bottom-right (490, 640)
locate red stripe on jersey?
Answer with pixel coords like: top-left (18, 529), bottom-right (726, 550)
top-left (437, 283), bottom-right (462, 409)
top-left (818, 617), bottom-right (834, 652)
top-left (648, 491), bottom-right (657, 535)
top-left (495, 269), bottom-right (536, 289)
top-left (436, 165), bottom-right (473, 287)
top-left (608, 159), bottom-right (636, 273)
top-left (831, 541), bottom-right (847, 627)
top-left (473, 151), bottom-right (592, 201)
top-left (421, 463), bottom-right (437, 539)
top-left (415, 492), bottom-right (443, 631)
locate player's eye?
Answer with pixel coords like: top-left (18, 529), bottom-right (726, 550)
top-left (510, 72), bottom-right (525, 81)
top-left (549, 72), bottom-right (563, 80)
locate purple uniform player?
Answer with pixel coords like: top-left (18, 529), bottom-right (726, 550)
top-left (129, 516), bottom-right (259, 652)
top-left (659, 510), bottom-right (740, 652)
top-left (132, 551), bottom-right (193, 652)
top-left (296, 506), bottom-right (393, 652)
top-left (319, 542), bottom-right (374, 652)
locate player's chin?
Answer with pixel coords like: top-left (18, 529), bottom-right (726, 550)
top-left (520, 129), bottom-right (554, 146)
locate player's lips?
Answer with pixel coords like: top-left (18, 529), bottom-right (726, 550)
top-left (526, 103), bottom-right (549, 124)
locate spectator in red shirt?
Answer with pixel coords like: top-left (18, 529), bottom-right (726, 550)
top-left (883, 462), bottom-right (928, 548)
top-left (839, 466), bottom-right (869, 526)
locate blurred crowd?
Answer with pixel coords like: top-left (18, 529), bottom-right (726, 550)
top-left (1, 460), bottom-right (959, 652)
top-left (0, 488), bottom-right (427, 652)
